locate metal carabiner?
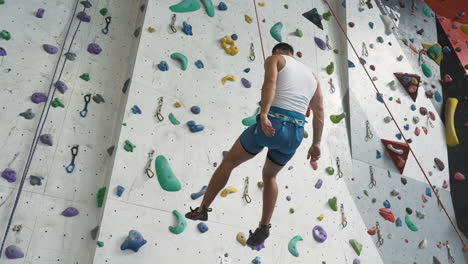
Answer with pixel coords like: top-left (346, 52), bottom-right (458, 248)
top-left (362, 42), bottom-right (369, 57)
top-left (80, 94), bottom-right (92, 117)
top-left (340, 204), bottom-right (347, 228)
top-left (242, 177), bottom-right (252, 203)
top-left (170, 14), bottom-right (177, 33)
top-left (102, 16), bottom-right (111, 34)
top-left (328, 78), bottom-right (335, 94)
top-left (376, 221), bottom-right (384, 247)
top-left (155, 97), bottom-right (164, 121)
top-left (145, 150), bottom-right (155, 178)
top-left (249, 43), bottom-right (255, 61)
top-left (336, 157), bottom-right (343, 178)
top-left (66, 145), bottom-right (79, 173)
top-left (369, 165), bottom-right (376, 189)
top-left (446, 241), bottom-right (455, 263)
top-left (365, 120), bottom-right (374, 141)
top-left (326, 35), bottom-right (332, 50)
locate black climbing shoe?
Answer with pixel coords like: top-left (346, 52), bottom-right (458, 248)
top-left (246, 224), bottom-right (271, 247)
top-left (185, 206), bottom-right (212, 221)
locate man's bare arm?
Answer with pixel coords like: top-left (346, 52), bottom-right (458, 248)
top-left (260, 56), bottom-right (279, 116)
top-left (310, 82), bottom-right (324, 146)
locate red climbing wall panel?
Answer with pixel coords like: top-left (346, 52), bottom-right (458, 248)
top-left (437, 16), bottom-right (468, 71)
top-left (381, 139), bottom-right (410, 174)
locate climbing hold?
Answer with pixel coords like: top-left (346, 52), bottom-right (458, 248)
top-left (421, 63), bottom-right (432, 77)
top-left (376, 150), bottom-right (382, 159)
top-left (401, 177), bottom-right (407, 185)
top-left (244, 68), bottom-right (251, 73)
top-left (369, 65), bottom-right (376, 71)
top-left (191, 185), bottom-right (207, 199)
top-left (174, 102), bottom-right (182, 108)
top-left (107, 146), bottom-right (115, 156)
top-left (0, 47), bottom-right (7, 56)
top-left (326, 62), bottom-right (334, 75)
top-left (62, 207), bottom-right (79, 217)
top-left (19, 109), bottom-right (35, 119)
top-left (442, 46), bottom-right (451, 53)
top-left (35, 8), bottom-right (45, 18)
top-left (330, 112), bottom-right (345, 123)
top-left (43, 44), bottom-right (58, 54)
top-left (349, 239), bottom-right (363, 256)
top-left (295, 29), bottom-right (304, 37)
top-left (122, 78), bottom-right (131, 94)
top-left (304, 131), bottom-right (309, 138)
top-left (383, 200), bottom-right (391, 208)
top-left (405, 214), bottom-right (418, 231)
top-left (443, 180), bottom-right (449, 188)
top-left (121, 230), bottom-right (147, 252)
top-left (443, 74), bottom-right (453, 83)
top-left (31, 92), bottom-right (48, 104)
top-left (245, 14), bottom-right (253, 24)
top-left (220, 35), bottom-right (238, 55)
top-left (380, 14), bottom-right (394, 35)
top-left (148, 26), bottom-right (156, 33)
top-left (376, 36), bottom-right (384, 43)
top-left (200, 0), bottom-right (215, 17)
top-left (251, 256), bottom-right (261, 264)
top-left (368, 22), bottom-right (374, 29)
top-left (92, 94), bottom-right (105, 104)
top-left (80, 73), bottom-right (90, 81)
top-left (314, 37), bottom-right (327, 50)
top-left (133, 27), bottom-right (142, 38)
top-left (311, 161), bottom-right (318, 170)
top-left (419, 239), bottom-right (427, 249)
top-left (394, 72), bottom-right (421, 102)
top-left (77, 11), bottom-right (91, 22)
top-left (367, 227), bottom-right (376, 235)
top-left (410, 104), bottom-right (416, 111)
top-left (303, 8), bottom-right (323, 30)
top-left (315, 179), bottom-right (323, 189)
top-left (170, 53), bottom-right (188, 70)
top-left (64, 52), bottom-right (77, 61)
top-left (434, 158), bottom-right (444, 171)
top-left (454, 172), bottom-right (465, 181)
top-left (312, 225), bottom-right (327, 243)
top-left (328, 197), bottom-right (338, 211)
top-left (5, 245), bottom-right (24, 259)
top-left (348, 22), bottom-right (355, 28)
top-left (97, 187), bottom-right (106, 207)
top-left (195, 60), bottom-right (204, 69)
top-left (116, 185), bottom-right (125, 197)
top-left (406, 207), bottom-right (413, 214)
top-left (220, 186), bottom-right (237, 197)
top-left (197, 222), bottom-right (209, 233)
top-left (395, 133), bottom-right (402, 140)
top-left (187, 120), bottom-right (204, 132)
top-left (99, 8), bottom-right (108, 16)
top-left (422, 5), bottom-right (432, 17)
top-left (403, 124), bottom-right (410, 130)
top-left (371, 198), bottom-right (377, 203)
top-left (81, 1), bottom-right (92, 8)
top-left (434, 91), bottom-right (442, 103)
top-left (237, 232), bottom-right (247, 246)
top-left (169, 0), bottom-right (201, 13)
top-left (326, 167), bottom-right (334, 175)
top-left (1, 168), bottom-right (16, 183)
top-left (379, 208), bottom-right (396, 222)
top-left (296, 51), bottom-right (302, 58)
top-left (190, 106), bottom-right (201, 114)
top-left (240, 78), bottom-right (252, 88)
top-left (353, 259), bottom-right (361, 264)
top-left (425, 187), bottom-right (431, 197)
top-left (123, 140), bottom-right (135, 152)
top-left (0, 30), bottom-right (11, 40)
top-left (39, 134), bottom-right (53, 146)
top-left (87, 43), bottom-right (102, 54)
top-left (348, 60), bottom-right (355, 68)
top-left (395, 217), bottom-right (402, 227)
top-left (419, 107), bottom-right (427, 115)
top-left (270, 22), bottom-right (283, 42)
top-left (169, 210), bottom-right (187, 234)
top-left (168, 113), bottom-right (180, 125)
top-left (288, 235), bottom-right (303, 257)
top-left (30, 175), bottom-right (43, 186)
top-left (218, 2), bottom-right (227, 10)
top-left (322, 11), bottom-right (331, 21)
top-left (396, 55), bottom-right (403, 61)
top-left (155, 155), bottom-right (181, 191)
top-left (158, 61), bottom-right (169, 71)
top-left (182, 21), bottom-right (193, 35)
top-left (221, 74), bottom-right (236, 84)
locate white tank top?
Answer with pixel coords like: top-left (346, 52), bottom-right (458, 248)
top-left (271, 55), bottom-right (317, 114)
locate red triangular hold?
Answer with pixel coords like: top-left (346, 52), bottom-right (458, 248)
top-left (381, 139), bottom-right (410, 174)
top-left (394, 72), bottom-right (421, 102)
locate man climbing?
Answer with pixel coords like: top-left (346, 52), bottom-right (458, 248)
top-left (185, 43), bottom-right (324, 247)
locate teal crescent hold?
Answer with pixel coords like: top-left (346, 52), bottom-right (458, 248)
top-left (169, 210), bottom-right (187, 234)
top-left (288, 235), bottom-right (303, 257)
top-left (170, 53), bottom-right (188, 71)
top-left (201, 0), bottom-right (215, 17)
top-left (155, 155), bottom-right (182, 191)
top-left (169, 0), bottom-right (201, 12)
top-left (270, 22), bottom-right (283, 42)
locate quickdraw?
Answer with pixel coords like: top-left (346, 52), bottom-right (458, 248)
top-left (242, 177), bottom-right (252, 203)
top-left (336, 157), bottom-right (343, 178)
top-left (362, 42), bottom-right (369, 57)
top-left (65, 145), bottom-right (79, 173)
top-left (446, 241), bottom-right (455, 263)
top-left (79, 94), bottom-right (92, 117)
top-left (102, 16), bottom-right (111, 34)
top-left (365, 120), bottom-right (373, 141)
top-left (328, 78), bottom-right (335, 94)
top-left (155, 96), bottom-right (164, 121)
top-left (340, 203), bottom-right (347, 228)
top-left (170, 14), bottom-right (177, 33)
top-left (427, 115), bottom-right (434, 128)
top-left (369, 165), bottom-right (376, 189)
top-left (325, 35), bottom-right (332, 50)
top-left (249, 43), bottom-right (255, 61)
top-left (145, 150), bottom-right (155, 178)
top-left (376, 221), bottom-right (384, 246)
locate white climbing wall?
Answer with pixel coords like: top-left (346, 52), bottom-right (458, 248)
top-left (0, 0), bottom-right (145, 262)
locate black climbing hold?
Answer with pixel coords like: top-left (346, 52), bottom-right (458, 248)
top-left (122, 78), bottom-right (131, 94)
top-left (107, 146), bottom-right (115, 156)
top-left (134, 27), bottom-right (142, 38)
top-left (19, 109), bottom-right (35, 119)
top-left (91, 226), bottom-right (99, 240)
top-left (303, 8), bottom-right (323, 30)
top-left (65, 52), bottom-right (77, 61)
top-left (92, 94), bottom-right (105, 104)
top-left (80, 0), bottom-right (92, 8)
top-left (29, 175), bottom-right (44, 186)
top-left (406, 207), bottom-right (412, 215)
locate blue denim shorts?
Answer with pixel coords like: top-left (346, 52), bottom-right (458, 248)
top-left (239, 106), bottom-right (306, 166)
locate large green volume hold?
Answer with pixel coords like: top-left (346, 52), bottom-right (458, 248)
top-left (200, 0), bottom-right (215, 17)
top-left (155, 155), bottom-right (181, 191)
top-left (169, 0), bottom-right (201, 12)
top-left (270, 22), bottom-right (283, 42)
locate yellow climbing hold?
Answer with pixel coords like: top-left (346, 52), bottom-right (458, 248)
top-left (258, 2), bottom-right (265, 6)
top-left (445, 98), bottom-right (459, 147)
top-left (148, 26), bottom-right (156, 33)
top-left (221, 35), bottom-right (239, 55)
top-left (245, 14), bottom-right (253, 24)
top-left (221, 74), bottom-right (236, 85)
top-left (317, 214), bottom-right (324, 221)
top-left (174, 101), bottom-right (182, 108)
top-left (461, 24), bottom-right (468, 35)
top-left (422, 43), bottom-right (443, 65)
top-left (220, 186), bottom-right (237, 197)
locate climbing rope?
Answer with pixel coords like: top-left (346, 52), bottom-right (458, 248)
top-left (252, 0), bottom-right (266, 62)
top-left (0, 0), bottom-right (86, 255)
top-left (323, 0), bottom-right (468, 251)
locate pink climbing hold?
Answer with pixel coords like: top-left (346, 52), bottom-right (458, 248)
top-left (297, 51), bottom-right (302, 58)
top-left (310, 161), bottom-right (318, 170)
top-left (443, 74), bottom-right (453, 83)
top-left (414, 126), bottom-right (420, 136)
top-left (434, 158), bottom-right (445, 171)
top-left (428, 111), bottom-right (435, 121)
top-left (370, 65), bottom-right (376, 71)
top-left (442, 180), bottom-right (449, 189)
top-left (454, 172), bottom-right (465, 181)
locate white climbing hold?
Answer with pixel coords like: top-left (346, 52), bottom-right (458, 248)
top-left (388, 80), bottom-right (397, 91)
top-left (380, 14), bottom-right (394, 35)
top-left (384, 116), bottom-right (392, 123)
top-left (390, 189), bottom-right (399, 196)
top-left (397, 55), bottom-right (403, 61)
top-left (387, 144), bottom-right (403, 155)
top-left (418, 239), bottom-right (427, 249)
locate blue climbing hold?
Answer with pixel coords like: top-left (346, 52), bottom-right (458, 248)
top-left (244, 68), bottom-right (251, 73)
top-left (197, 222), bottom-right (209, 233)
top-left (434, 90), bottom-right (442, 103)
top-left (252, 256), bottom-right (262, 264)
top-left (368, 22), bottom-right (374, 29)
top-left (116, 185), bottom-right (125, 197)
top-left (191, 106), bottom-right (201, 114)
top-left (158, 61), bottom-right (169, 71)
top-left (120, 230), bottom-right (147, 252)
top-left (131, 105), bottom-right (142, 114)
top-left (191, 185), bottom-right (207, 200)
top-left (396, 133), bottom-right (402, 140)
top-left (395, 217), bottom-right (403, 227)
top-left (342, 0), bottom-right (346, 8)
top-left (376, 150), bottom-right (382, 159)
top-left (452, 24), bottom-right (458, 29)
top-left (377, 36), bottom-right (384, 43)
top-left (182, 21), bottom-right (193, 35)
top-left (443, 46), bottom-right (451, 53)
top-left (187, 120), bottom-right (204, 132)
top-left (376, 93), bottom-right (384, 103)
top-left (218, 2), bottom-right (227, 10)
top-left (348, 60), bottom-right (355, 68)
top-left (383, 200), bottom-right (391, 208)
top-left (409, 38), bottom-right (415, 43)
top-left (195, 60), bottom-right (204, 69)
top-left (404, 124), bottom-right (410, 130)
top-left (402, 76), bottom-right (411, 85)
top-left (410, 104), bottom-right (416, 111)
top-left (426, 187), bottom-right (432, 197)
top-left (231, 34), bottom-right (238, 40)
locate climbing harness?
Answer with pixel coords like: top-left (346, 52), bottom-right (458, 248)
top-left (242, 177), bottom-right (252, 203)
top-left (365, 120), bottom-right (373, 141)
top-left (376, 221), bottom-right (384, 247)
top-left (446, 241), bottom-right (455, 263)
top-left (328, 78), bottom-right (335, 94)
top-left (145, 150), bottom-right (155, 178)
top-left (65, 145), bottom-right (79, 173)
top-left (325, 35), bottom-right (332, 50)
top-left (102, 16), bottom-right (111, 35)
top-left (170, 14), bottom-right (177, 33)
top-left (369, 165), bottom-right (376, 189)
top-left (249, 43), bottom-right (256, 61)
top-left (155, 96), bottom-right (164, 121)
top-left (79, 94), bottom-right (92, 117)
top-left (362, 42), bottom-right (369, 57)
top-left (335, 157), bottom-right (343, 178)
top-left (340, 203), bottom-right (347, 228)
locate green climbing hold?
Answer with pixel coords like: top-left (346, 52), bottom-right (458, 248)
top-left (155, 155), bottom-right (182, 191)
top-left (427, 45), bottom-right (441, 61)
top-left (284, 4), bottom-right (288, 9)
top-left (371, 198), bottom-right (377, 203)
top-left (80, 73), bottom-right (90, 81)
top-left (0, 0), bottom-right (4, 4)
top-left (169, 0), bottom-right (201, 13)
top-left (387, 170), bottom-right (392, 178)
top-left (100, 8), bottom-right (108, 16)
top-left (328, 196), bottom-right (338, 211)
top-left (170, 52), bottom-right (188, 71)
top-left (97, 187), bottom-right (106, 208)
top-left (326, 62), bottom-right (334, 75)
top-left (270, 22), bottom-right (283, 42)
top-left (242, 107), bottom-right (260, 126)
top-left (330, 112), bottom-right (346, 123)
top-left (421, 63), bottom-right (432, 77)
top-left (51, 98), bottom-right (64, 108)
top-left (303, 131), bottom-right (309, 138)
top-left (326, 167), bottom-right (334, 175)
top-left (288, 235), bottom-right (303, 257)
top-left (405, 214), bottom-right (419, 231)
top-left (422, 5), bottom-right (432, 18)
top-left (123, 140), bottom-right (135, 152)
top-left (322, 11), bottom-right (331, 21)
top-left (289, 208), bottom-right (295, 214)
top-left (349, 239), bottom-right (363, 256)
top-left (0, 30), bottom-right (11, 40)
top-left (333, 49), bottom-right (339, 54)
top-left (295, 29), bottom-right (304, 38)
top-left (168, 113), bottom-right (180, 125)
top-left (200, 0), bottom-right (215, 17)
top-left (169, 210), bottom-right (187, 234)
top-left (97, 241), bottom-right (104, 247)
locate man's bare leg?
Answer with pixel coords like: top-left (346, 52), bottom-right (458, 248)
top-left (259, 157), bottom-right (283, 225)
top-left (199, 138), bottom-right (256, 210)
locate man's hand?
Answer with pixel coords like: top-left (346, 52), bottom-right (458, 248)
top-left (260, 114), bottom-right (275, 137)
top-left (307, 143), bottom-right (321, 161)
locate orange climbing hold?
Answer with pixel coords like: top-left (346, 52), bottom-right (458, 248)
top-left (381, 139), bottom-right (410, 173)
top-left (379, 208), bottom-right (396, 223)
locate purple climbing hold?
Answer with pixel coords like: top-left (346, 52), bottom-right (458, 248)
top-left (43, 44), bottom-right (58, 54)
top-left (353, 259), bottom-right (361, 264)
top-left (5, 245), bottom-right (24, 259)
top-left (312, 225), bottom-right (327, 243)
top-left (140, 4), bottom-right (146, 12)
top-left (0, 47), bottom-right (6, 56)
top-left (315, 179), bottom-right (323, 189)
top-left (241, 78), bottom-right (252, 88)
top-left (40, 134), bottom-right (53, 146)
top-left (31, 92), bottom-right (48, 104)
top-left (286, 195), bottom-right (291, 201)
top-left (62, 207), bottom-right (79, 217)
top-left (77, 11), bottom-right (91, 22)
top-left (55, 80), bottom-right (68, 94)
top-left (36, 8), bottom-right (45, 18)
top-left (248, 241), bottom-right (265, 251)
top-left (2, 168), bottom-right (16, 183)
top-left (288, 166), bottom-right (293, 170)
top-left (314, 37), bottom-right (327, 50)
top-left (87, 43), bottom-right (102, 55)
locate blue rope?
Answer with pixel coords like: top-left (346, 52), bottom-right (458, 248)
top-left (0, 0), bottom-right (88, 255)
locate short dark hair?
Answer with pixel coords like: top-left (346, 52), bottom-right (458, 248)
top-left (272, 42), bottom-right (294, 55)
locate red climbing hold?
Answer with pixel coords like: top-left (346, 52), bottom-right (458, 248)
top-left (394, 72), bottom-right (421, 102)
top-left (348, 22), bottom-right (355, 28)
top-left (454, 172), bottom-right (465, 181)
top-left (310, 161), bottom-right (318, 170)
top-left (367, 227), bottom-right (377, 235)
top-left (370, 65), bottom-right (376, 71)
top-left (297, 51), bottom-right (302, 58)
top-left (379, 208), bottom-right (396, 223)
top-left (381, 139), bottom-right (410, 173)
top-left (443, 74), bottom-right (453, 83)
